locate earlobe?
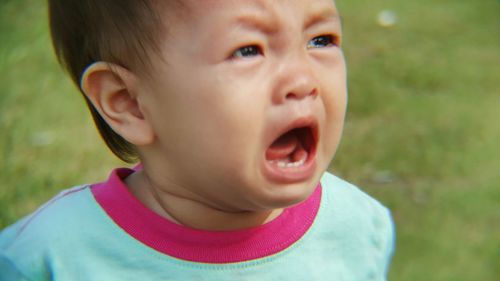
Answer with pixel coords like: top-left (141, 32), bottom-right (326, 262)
top-left (80, 62), bottom-right (155, 146)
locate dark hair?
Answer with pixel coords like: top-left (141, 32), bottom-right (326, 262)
top-left (48, 0), bottom-right (168, 162)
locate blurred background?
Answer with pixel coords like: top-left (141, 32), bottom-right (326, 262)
top-left (0, 0), bottom-right (498, 280)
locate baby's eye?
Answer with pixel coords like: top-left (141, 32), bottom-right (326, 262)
top-left (307, 35), bottom-right (338, 49)
top-left (231, 45), bottom-right (262, 58)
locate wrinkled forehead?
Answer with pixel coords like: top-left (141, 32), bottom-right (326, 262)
top-left (173, 0), bottom-right (340, 25)
top-left (182, 0), bottom-right (337, 10)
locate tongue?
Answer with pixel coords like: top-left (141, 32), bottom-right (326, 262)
top-left (266, 131), bottom-right (299, 161)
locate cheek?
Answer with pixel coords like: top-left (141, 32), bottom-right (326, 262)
top-left (183, 91), bottom-right (266, 162)
top-left (320, 77), bottom-right (348, 155)
top-left (321, 72), bottom-right (347, 121)
top-left (207, 102), bottom-right (265, 156)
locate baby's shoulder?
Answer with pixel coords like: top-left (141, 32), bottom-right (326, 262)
top-left (0, 185), bottom-right (101, 279)
top-left (312, 173), bottom-right (395, 277)
top-left (320, 172), bottom-right (390, 214)
top-left (319, 171), bottom-right (394, 236)
top-left (0, 185), bottom-right (96, 250)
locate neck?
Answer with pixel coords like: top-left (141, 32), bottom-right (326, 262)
top-left (125, 170), bottom-right (283, 231)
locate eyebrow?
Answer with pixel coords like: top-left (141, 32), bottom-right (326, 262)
top-left (232, 5), bottom-right (341, 35)
top-left (304, 7), bottom-right (341, 29)
top-left (233, 13), bottom-right (280, 35)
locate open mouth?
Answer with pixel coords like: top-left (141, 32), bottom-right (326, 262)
top-left (265, 126), bottom-right (317, 169)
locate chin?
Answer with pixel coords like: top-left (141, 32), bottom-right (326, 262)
top-left (257, 175), bottom-right (321, 210)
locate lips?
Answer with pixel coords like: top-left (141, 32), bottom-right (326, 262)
top-left (263, 118), bottom-right (318, 183)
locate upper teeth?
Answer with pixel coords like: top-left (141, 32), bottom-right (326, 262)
top-left (274, 158), bottom-right (306, 168)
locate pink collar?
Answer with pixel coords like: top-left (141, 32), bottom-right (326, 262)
top-left (91, 168), bottom-right (321, 263)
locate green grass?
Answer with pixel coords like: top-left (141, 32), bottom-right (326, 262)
top-left (1, 0), bottom-right (499, 280)
top-left (0, 0), bottom-right (124, 223)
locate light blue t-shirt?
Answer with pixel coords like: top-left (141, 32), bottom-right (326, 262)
top-left (0, 170), bottom-right (395, 280)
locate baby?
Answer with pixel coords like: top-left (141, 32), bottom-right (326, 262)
top-left (0, 0), bottom-right (395, 280)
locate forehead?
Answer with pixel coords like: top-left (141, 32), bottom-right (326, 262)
top-left (185, 0), bottom-right (337, 11)
top-left (173, 0), bottom-right (339, 26)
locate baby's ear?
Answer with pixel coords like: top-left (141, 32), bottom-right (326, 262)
top-left (80, 62), bottom-right (154, 146)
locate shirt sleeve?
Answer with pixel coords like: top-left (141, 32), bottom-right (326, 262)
top-left (383, 208), bottom-right (396, 280)
top-left (0, 254), bottom-right (32, 281)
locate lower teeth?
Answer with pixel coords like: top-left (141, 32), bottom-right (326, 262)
top-left (274, 158), bottom-right (306, 168)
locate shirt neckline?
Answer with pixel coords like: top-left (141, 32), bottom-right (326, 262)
top-left (91, 168), bottom-right (322, 263)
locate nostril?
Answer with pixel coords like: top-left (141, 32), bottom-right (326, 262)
top-left (285, 88), bottom-right (318, 100)
top-left (310, 88), bottom-right (318, 98)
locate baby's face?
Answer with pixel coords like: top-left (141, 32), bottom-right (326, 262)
top-left (137, 0), bottom-right (347, 211)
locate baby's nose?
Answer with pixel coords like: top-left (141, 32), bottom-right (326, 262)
top-left (271, 56), bottom-right (319, 104)
top-left (284, 78), bottom-right (318, 101)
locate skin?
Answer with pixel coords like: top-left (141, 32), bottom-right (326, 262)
top-left (82, 0), bottom-right (347, 231)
